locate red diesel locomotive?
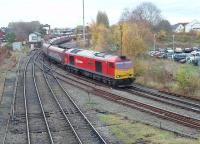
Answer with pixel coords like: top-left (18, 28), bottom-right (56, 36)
top-left (43, 43), bottom-right (134, 86)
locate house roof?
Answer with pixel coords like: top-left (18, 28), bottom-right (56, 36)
top-left (172, 23), bottom-right (189, 31)
top-left (29, 32), bottom-right (41, 36)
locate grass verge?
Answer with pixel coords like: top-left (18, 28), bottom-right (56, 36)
top-left (98, 113), bottom-right (200, 144)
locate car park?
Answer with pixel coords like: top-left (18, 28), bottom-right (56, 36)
top-left (149, 47), bottom-right (200, 66)
top-left (173, 53), bottom-right (186, 62)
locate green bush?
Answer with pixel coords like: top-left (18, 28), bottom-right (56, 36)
top-left (176, 66), bottom-right (189, 89)
top-left (176, 65), bottom-right (200, 95)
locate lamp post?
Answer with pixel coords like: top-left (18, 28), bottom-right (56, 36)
top-left (154, 34), bottom-right (156, 51)
top-left (82, 0), bottom-right (86, 45)
top-left (172, 34), bottom-right (175, 51)
top-left (120, 24), bottom-right (123, 56)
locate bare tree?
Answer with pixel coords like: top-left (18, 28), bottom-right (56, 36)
top-left (96, 11), bottom-right (109, 28)
top-left (153, 19), bottom-right (172, 32)
top-left (120, 8), bottom-right (131, 22)
top-left (123, 2), bottom-right (162, 26)
top-left (8, 21), bottom-right (41, 41)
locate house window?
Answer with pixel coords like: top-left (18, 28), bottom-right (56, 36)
top-left (32, 36), bottom-right (37, 40)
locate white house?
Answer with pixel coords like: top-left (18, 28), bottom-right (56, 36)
top-left (29, 32), bottom-right (42, 43)
top-left (172, 23), bottom-right (188, 33)
top-left (173, 20), bottom-right (200, 33)
top-left (29, 32), bottom-right (42, 48)
top-left (185, 20), bottom-right (200, 32)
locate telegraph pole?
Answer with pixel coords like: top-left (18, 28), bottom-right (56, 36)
top-left (154, 34), bottom-right (156, 51)
top-left (120, 24), bottom-right (123, 56)
top-left (82, 0), bottom-right (86, 45)
top-left (173, 34), bottom-right (175, 51)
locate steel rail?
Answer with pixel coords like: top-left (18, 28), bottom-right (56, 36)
top-left (32, 61), bottom-right (54, 144)
top-left (130, 84), bottom-right (200, 109)
top-left (55, 74), bottom-right (107, 144)
top-left (41, 64), bottom-right (83, 144)
top-left (23, 56), bottom-right (32, 144)
top-left (38, 55), bottom-right (107, 144)
top-left (2, 57), bottom-right (21, 144)
top-left (23, 50), bottom-right (40, 144)
top-left (125, 88), bottom-right (200, 114)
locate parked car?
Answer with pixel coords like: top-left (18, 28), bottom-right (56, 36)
top-left (186, 56), bottom-right (195, 63)
top-left (173, 53), bottom-right (186, 62)
top-left (153, 51), bottom-right (162, 57)
top-left (174, 47), bottom-right (183, 53)
top-left (166, 51), bottom-right (174, 59)
top-left (183, 47), bottom-right (193, 53)
top-left (192, 47), bottom-right (200, 51)
top-left (191, 50), bottom-right (200, 56)
top-left (192, 57), bottom-right (200, 66)
top-left (149, 51), bottom-right (158, 56)
top-left (157, 52), bottom-right (167, 58)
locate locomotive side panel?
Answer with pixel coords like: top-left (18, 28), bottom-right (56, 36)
top-left (106, 62), bottom-right (115, 77)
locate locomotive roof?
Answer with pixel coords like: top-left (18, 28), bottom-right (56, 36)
top-left (49, 45), bottom-right (66, 52)
top-left (66, 48), bottom-right (125, 62)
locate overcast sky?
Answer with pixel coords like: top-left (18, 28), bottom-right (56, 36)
top-left (0, 0), bottom-right (200, 28)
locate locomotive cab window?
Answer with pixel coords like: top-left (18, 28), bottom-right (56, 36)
top-left (69, 56), bottom-right (74, 65)
top-left (116, 61), bottom-right (132, 69)
top-left (95, 61), bottom-right (102, 73)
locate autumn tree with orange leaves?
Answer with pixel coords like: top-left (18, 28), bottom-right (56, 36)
top-left (90, 21), bottom-right (111, 52)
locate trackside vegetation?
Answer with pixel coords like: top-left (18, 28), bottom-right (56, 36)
top-left (98, 113), bottom-right (200, 144)
top-left (135, 57), bottom-right (200, 98)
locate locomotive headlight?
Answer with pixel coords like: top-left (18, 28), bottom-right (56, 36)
top-left (116, 75), bottom-right (120, 78)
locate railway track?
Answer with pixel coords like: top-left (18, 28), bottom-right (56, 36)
top-left (53, 75), bottom-right (200, 129)
top-left (41, 54), bottom-right (200, 112)
top-left (25, 51), bottom-right (55, 144)
top-left (2, 51), bottom-right (37, 144)
top-left (42, 55), bottom-right (200, 114)
top-left (34, 61), bottom-right (81, 143)
top-left (124, 86), bottom-right (200, 114)
top-left (3, 51), bottom-right (54, 144)
top-left (2, 56), bottom-right (23, 144)
top-left (35, 53), bottom-right (107, 143)
top-left (38, 54), bottom-right (200, 130)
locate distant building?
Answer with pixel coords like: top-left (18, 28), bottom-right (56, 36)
top-left (173, 20), bottom-right (200, 33)
top-left (185, 20), bottom-right (200, 32)
top-left (172, 23), bottom-right (188, 33)
top-left (12, 42), bottom-right (22, 50)
top-left (51, 28), bottom-right (73, 36)
top-left (29, 32), bottom-right (42, 48)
